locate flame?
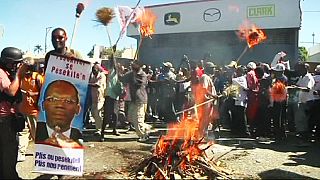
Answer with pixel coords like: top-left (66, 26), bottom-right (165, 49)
top-left (271, 81), bottom-right (287, 102)
top-left (154, 136), bottom-right (170, 157)
top-left (238, 21), bottom-right (267, 48)
top-left (153, 83), bottom-right (219, 170)
top-left (136, 9), bottom-right (157, 38)
top-left (166, 119), bottom-right (199, 140)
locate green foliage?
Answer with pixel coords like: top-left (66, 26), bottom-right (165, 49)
top-left (87, 46), bottom-right (124, 58)
top-left (34, 44), bottom-right (43, 54)
top-left (298, 46), bottom-right (309, 61)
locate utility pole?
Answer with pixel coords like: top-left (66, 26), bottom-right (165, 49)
top-left (45, 26), bottom-right (52, 53)
top-left (312, 32), bottom-right (315, 46)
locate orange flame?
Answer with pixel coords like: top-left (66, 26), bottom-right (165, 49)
top-left (153, 82), bottom-right (218, 169)
top-left (154, 136), bottom-right (170, 157)
top-left (271, 81), bottom-right (287, 102)
top-left (238, 21), bottom-right (267, 48)
top-left (136, 9), bottom-right (157, 38)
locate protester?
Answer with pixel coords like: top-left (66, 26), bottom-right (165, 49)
top-left (158, 61), bottom-right (177, 122)
top-left (285, 68), bottom-right (299, 133)
top-left (120, 61), bottom-right (152, 142)
top-left (0, 47), bottom-right (28, 179)
top-left (245, 62), bottom-right (259, 134)
top-left (228, 66), bottom-right (250, 137)
top-left (44, 27), bottom-right (82, 71)
top-left (310, 65), bottom-right (320, 140)
top-left (101, 53), bottom-right (122, 141)
top-left (253, 65), bottom-right (272, 138)
top-left (270, 63), bottom-right (288, 142)
top-left (195, 62), bottom-right (218, 137)
top-left (175, 67), bottom-right (191, 120)
top-left (88, 63), bottom-right (106, 136)
top-left (17, 57), bottom-right (44, 161)
top-left (294, 62), bottom-right (315, 145)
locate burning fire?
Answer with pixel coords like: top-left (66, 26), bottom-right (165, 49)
top-left (135, 9), bottom-right (157, 38)
top-left (270, 81), bottom-right (287, 102)
top-left (238, 21), bottom-right (267, 48)
top-left (134, 83), bottom-right (228, 179)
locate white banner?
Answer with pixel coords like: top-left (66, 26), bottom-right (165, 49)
top-left (34, 54), bottom-right (91, 176)
top-left (34, 144), bottom-right (84, 176)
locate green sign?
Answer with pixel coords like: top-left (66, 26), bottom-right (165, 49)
top-left (247, 5), bottom-right (275, 18)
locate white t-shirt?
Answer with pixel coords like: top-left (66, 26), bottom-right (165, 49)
top-left (296, 73), bottom-right (315, 103)
top-left (232, 75), bottom-right (248, 107)
top-left (200, 74), bottom-right (216, 96)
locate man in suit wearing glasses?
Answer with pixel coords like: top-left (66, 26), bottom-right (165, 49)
top-left (35, 80), bottom-right (83, 147)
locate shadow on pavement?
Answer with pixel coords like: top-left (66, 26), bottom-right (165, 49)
top-left (258, 168), bottom-right (317, 179)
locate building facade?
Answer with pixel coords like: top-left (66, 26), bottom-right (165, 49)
top-left (127, 0), bottom-right (302, 67)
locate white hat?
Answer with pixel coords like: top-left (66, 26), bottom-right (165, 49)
top-left (272, 63), bottom-right (285, 72)
top-left (205, 62), bottom-right (216, 68)
top-left (163, 61), bottom-right (173, 68)
top-left (247, 62), bottom-right (256, 70)
top-left (315, 65), bottom-right (320, 73)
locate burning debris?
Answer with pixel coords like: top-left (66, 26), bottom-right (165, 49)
top-left (237, 21), bottom-right (267, 48)
top-left (131, 118), bottom-right (231, 179)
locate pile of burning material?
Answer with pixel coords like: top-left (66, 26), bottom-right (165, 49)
top-left (131, 118), bottom-right (231, 179)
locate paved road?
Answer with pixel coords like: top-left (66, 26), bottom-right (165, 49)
top-left (17, 120), bottom-right (320, 179)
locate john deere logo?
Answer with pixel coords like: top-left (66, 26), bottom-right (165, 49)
top-left (164, 12), bottom-right (180, 25)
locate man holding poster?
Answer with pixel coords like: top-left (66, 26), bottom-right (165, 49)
top-left (34, 53), bottom-right (91, 176)
top-left (44, 27), bottom-right (82, 72)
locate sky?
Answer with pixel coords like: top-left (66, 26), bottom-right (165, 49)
top-left (0, 0), bottom-right (319, 57)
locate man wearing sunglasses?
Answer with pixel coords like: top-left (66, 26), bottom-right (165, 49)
top-left (44, 27), bottom-right (82, 72)
top-left (35, 80), bottom-right (83, 146)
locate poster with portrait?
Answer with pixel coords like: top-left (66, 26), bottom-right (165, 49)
top-left (34, 54), bottom-right (91, 176)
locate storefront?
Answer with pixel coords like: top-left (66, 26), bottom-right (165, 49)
top-left (127, 0), bottom-right (301, 67)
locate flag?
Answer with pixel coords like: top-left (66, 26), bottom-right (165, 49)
top-left (114, 6), bottom-right (144, 36)
top-left (271, 51), bottom-right (287, 69)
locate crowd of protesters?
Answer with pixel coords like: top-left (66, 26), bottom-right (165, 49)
top-left (1, 27), bottom-right (320, 179)
top-left (85, 53), bottom-right (320, 147)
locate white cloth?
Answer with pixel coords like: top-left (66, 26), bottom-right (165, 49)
top-left (89, 72), bottom-right (106, 109)
top-left (296, 73), bottom-right (315, 103)
top-left (199, 74), bottom-right (216, 96)
top-left (232, 75), bottom-right (248, 107)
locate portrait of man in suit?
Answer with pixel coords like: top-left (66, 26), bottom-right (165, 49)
top-left (35, 80), bottom-right (83, 147)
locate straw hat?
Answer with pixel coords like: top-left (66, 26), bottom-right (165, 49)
top-left (227, 60), bottom-right (238, 68)
top-left (163, 61), bottom-right (173, 68)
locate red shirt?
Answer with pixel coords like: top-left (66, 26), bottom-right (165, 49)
top-left (0, 68), bottom-right (16, 116)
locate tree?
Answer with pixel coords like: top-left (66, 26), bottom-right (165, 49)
top-left (298, 46), bottom-right (309, 62)
top-left (34, 44), bottom-right (43, 54)
top-left (87, 45), bottom-right (124, 59)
